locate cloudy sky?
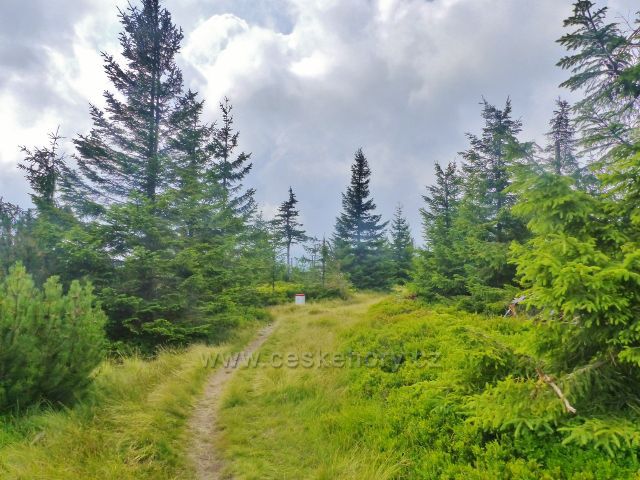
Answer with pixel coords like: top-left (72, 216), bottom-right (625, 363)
top-left (0, 0), bottom-right (637, 240)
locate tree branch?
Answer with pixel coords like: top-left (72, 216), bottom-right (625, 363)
top-left (536, 367), bottom-right (577, 414)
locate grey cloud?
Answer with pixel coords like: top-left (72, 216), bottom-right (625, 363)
top-left (1, 0), bottom-right (638, 241)
top-left (0, 168), bottom-right (30, 206)
top-left (0, 0), bottom-right (92, 91)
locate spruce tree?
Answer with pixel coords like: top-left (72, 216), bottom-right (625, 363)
top-left (508, 3), bottom-right (640, 412)
top-left (18, 128), bottom-right (65, 211)
top-left (71, 0), bottom-right (185, 209)
top-left (17, 132), bottom-right (100, 287)
top-left (421, 162), bottom-right (462, 237)
top-left (246, 213), bottom-right (284, 292)
top-left (274, 187), bottom-right (306, 280)
top-left (301, 236), bottom-right (322, 272)
top-left (168, 90), bottom-right (223, 240)
top-left (415, 161), bottom-right (465, 298)
top-left (389, 205), bottom-right (413, 284)
top-left (461, 98), bottom-right (523, 226)
top-left (557, 0), bottom-right (639, 152)
top-left (543, 98), bottom-right (597, 191)
top-left (320, 237), bottom-right (330, 289)
top-left (63, 0), bottom-right (192, 344)
top-left (457, 99), bottom-right (529, 297)
top-left (333, 148), bottom-right (389, 289)
top-left (0, 201), bottom-right (34, 277)
top-left (165, 89), bottom-right (233, 324)
top-left (544, 99), bottom-right (580, 177)
top-left (212, 98), bottom-right (256, 218)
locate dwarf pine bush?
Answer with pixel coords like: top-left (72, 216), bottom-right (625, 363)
top-left (344, 297), bottom-right (640, 478)
top-left (0, 263), bottom-right (106, 412)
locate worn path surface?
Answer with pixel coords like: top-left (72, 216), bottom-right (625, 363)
top-left (188, 322), bottom-right (276, 480)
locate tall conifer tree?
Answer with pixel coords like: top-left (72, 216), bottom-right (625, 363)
top-left (415, 161), bottom-right (465, 298)
top-left (389, 205), bottom-right (413, 284)
top-left (212, 98), bottom-right (256, 218)
top-left (169, 90), bottom-right (219, 240)
top-left (19, 129), bottom-right (65, 211)
top-left (333, 148), bottom-right (389, 289)
top-left (275, 187), bottom-right (306, 280)
top-left (542, 98), bottom-right (596, 191)
top-left (421, 162), bottom-right (462, 239)
top-left (62, 0), bottom-right (194, 344)
top-left (71, 0), bottom-right (185, 210)
top-left (544, 99), bottom-right (580, 176)
top-left (458, 99), bottom-right (529, 292)
top-left (461, 99), bottom-right (523, 227)
top-left (557, 0), bottom-right (639, 152)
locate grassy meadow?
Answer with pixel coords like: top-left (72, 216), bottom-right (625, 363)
top-left (2, 294), bottom-right (639, 479)
top-left (216, 295), bottom-right (640, 479)
top-left (0, 321), bottom-right (264, 479)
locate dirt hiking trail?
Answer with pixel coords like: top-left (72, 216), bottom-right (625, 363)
top-left (188, 323), bottom-right (276, 480)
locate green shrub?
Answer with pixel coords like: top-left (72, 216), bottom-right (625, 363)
top-left (0, 263), bottom-right (107, 412)
top-left (245, 281), bottom-right (351, 306)
top-left (344, 297), bottom-right (640, 478)
top-left (454, 283), bottom-right (518, 315)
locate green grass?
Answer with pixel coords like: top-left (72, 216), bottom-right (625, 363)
top-left (217, 295), bottom-right (640, 479)
top-left (216, 294), bottom-right (402, 479)
top-left (0, 321), bottom-right (263, 479)
top-left (3, 295), bottom-right (639, 479)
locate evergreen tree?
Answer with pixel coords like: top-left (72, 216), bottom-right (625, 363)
top-left (458, 99), bottom-right (529, 292)
top-left (62, 0), bottom-right (193, 344)
top-left (389, 205), bottom-right (413, 284)
top-left (507, 2), bottom-right (640, 414)
top-left (274, 187), bottom-right (306, 280)
top-left (0, 201), bottom-right (35, 277)
top-left (71, 0), bottom-right (185, 209)
top-left (320, 237), bottom-right (330, 289)
top-left (18, 128), bottom-right (66, 211)
top-left (0, 263), bottom-right (106, 412)
top-left (414, 161), bottom-right (465, 298)
top-left (557, 0), bottom-right (639, 152)
top-left (421, 162), bottom-right (462, 237)
top-left (300, 236), bottom-right (322, 272)
top-left (163, 89), bottom-right (242, 330)
top-left (16, 132), bottom-right (106, 287)
top-left (333, 148), bottom-right (389, 289)
top-left (461, 98), bottom-right (523, 226)
top-left (212, 97), bottom-right (256, 218)
top-left (544, 99), bottom-right (580, 176)
top-left (169, 90), bottom-right (218, 240)
top-left (542, 98), bottom-right (597, 191)
top-left (246, 213), bottom-right (284, 292)
top-left (557, 0), bottom-right (640, 219)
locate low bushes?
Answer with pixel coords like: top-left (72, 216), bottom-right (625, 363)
top-left (344, 298), bottom-right (640, 478)
top-left (232, 281), bottom-right (351, 307)
top-left (0, 264), bottom-right (106, 412)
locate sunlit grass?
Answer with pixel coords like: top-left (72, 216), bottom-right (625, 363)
top-left (217, 293), bottom-right (403, 479)
top-left (0, 322), bottom-right (262, 479)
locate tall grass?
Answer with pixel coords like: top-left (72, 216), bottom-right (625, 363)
top-left (216, 295), bottom-right (640, 479)
top-left (216, 294), bottom-right (402, 479)
top-left (0, 322), bottom-right (262, 479)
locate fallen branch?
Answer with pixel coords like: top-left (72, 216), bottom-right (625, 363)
top-left (536, 367), bottom-right (577, 414)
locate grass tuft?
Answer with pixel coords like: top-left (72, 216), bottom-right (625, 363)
top-left (0, 322), bottom-right (262, 479)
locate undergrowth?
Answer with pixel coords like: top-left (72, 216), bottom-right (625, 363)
top-left (345, 297), bottom-right (640, 479)
top-left (219, 295), bottom-right (640, 479)
top-left (0, 322), bottom-right (262, 479)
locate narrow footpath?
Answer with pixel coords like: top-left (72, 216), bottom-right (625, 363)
top-left (188, 323), bottom-right (276, 480)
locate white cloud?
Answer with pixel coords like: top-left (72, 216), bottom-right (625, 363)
top-left (0, 93), bottom-right (61, 166)
top-left (2, 0), bottom-right (638, 239)
top-left (290, 51), bottom-right (331, 78)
